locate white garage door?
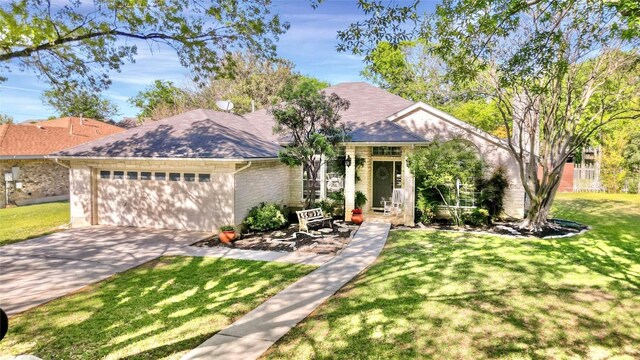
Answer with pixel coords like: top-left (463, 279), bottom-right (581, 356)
top-left (96, 170), bottom-right (232, 231)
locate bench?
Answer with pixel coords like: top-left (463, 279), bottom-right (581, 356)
top-left (296, 208), bottom-right (332, 232)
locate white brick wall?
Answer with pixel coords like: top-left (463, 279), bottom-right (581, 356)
top-left (234, 161), bottom-right (290, 225)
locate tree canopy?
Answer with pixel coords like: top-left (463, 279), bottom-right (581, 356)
top-left (0, 0), bottom-right (289, 92)
top-left (43, 89), bottom-right (119, 121)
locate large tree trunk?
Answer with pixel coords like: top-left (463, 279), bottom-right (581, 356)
top-left (519, 163), bottom-right (563, 232)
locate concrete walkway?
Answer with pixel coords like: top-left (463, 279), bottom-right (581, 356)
top-left (168, 246), bottom-right (335, 266)
top-left (0, 226), bottom-right (210, 315)
top-left (181, 222), bottom-right (391, 360)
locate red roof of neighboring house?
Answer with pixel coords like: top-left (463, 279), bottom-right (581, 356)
top-left (0, 117), bottom-right (125, 156)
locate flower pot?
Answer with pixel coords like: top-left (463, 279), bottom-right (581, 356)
top-left (351, 209), bottom-right (364, 225)
top-left (219, 230), bottom-right (237, 244)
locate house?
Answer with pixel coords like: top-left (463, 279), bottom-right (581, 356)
top-left (0, 117), bottom-right (125, 207)
top-left (56, 83), bottom-right (525, 231)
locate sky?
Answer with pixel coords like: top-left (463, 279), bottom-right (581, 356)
top-left (0, 0), bottom-right (427, 123)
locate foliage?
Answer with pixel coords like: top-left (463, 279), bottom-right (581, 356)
top-left (0, 201), bottom-right (69, 246)
top-left (0, 0), bottom-right (288, 92)
top-left (601, 131), bottom-right (629, 193)
top-left (354, 191), bottom-right (367, 209)
top-left (327, 191), bottom-right (345, 217)
top-left (43, 89), bottom-right (119, 121)
top-left (272, 84), bottom-right (350, 208)
top-left (408, 140), bottom-right (484, 226)
top-left (415, 193), bottom-right (438, 224)
top-left (0, 113), bottom-right (13, 124)
top-left (317, 199), bottom-right (336, 217)
top-left (477, 166), bottom-right (509, 221)
top-left (0, 256), bottom-right (313, 359)
top-left (462, 208), bottom-right (490, 227)
top-left (128, 80), bottom-right (186, 119)
top-left (440, 100), bottom-right (505, 137)
top-left (129, 53), bottom-right (329, 119)
top-left (266, 193), bottom-right (640, 359)
top-left (243, 202), bottom-right (287, 232)
top-left (337, 0), bottom-right (640, 231)
top-left (219, 225), bottom-right (235, 232)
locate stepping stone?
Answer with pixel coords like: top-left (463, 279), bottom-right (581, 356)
top-left (318, 228), bottom-right (333, 234)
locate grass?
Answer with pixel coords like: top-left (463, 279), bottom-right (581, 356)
top-left (0, 256), bottom-right (315, 359)
top-left (0, 201), bottom-right (70, 246)
top-left (265, 193), bottom-right (640, 359)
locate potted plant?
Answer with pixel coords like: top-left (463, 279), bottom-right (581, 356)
top-left (218, 225), bottom-right (237, 244)
top-left (351, 191), bottom-right (367, 225)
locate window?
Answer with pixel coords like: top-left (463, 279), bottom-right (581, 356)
top-left (372, 146), bottom-right (401, 156)
top-left (169, 173), bottom-right (181, 181)
top-left (99, 171), bottom-right (110, 179)
top-left (127, 171), bottom-right (138, 180)
top-left (140, 172), bottom-right (152, 180)
top-left (113, 171), bottom-right (124, 179)
top-left (184, 173), bottom-right (196, 182)
top-left (198, 174), bottom-right (211, 183)
top-left (155, 172), bottom-right (166, 180)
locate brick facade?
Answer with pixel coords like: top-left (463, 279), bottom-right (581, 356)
top-left (1, 159), bottom-right (69, 208)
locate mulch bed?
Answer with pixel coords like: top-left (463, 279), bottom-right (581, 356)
top-left (192, 221), bottom-right (359, 255)
top-left (393, 218), bottom-right (589, 238)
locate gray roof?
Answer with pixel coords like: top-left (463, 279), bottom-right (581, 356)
top-left (57, 109), bottom-right (282, 159)
top-left (348, 120), bottom-right (427, 143)
top-left (243, 82), bottom-right (415, 142)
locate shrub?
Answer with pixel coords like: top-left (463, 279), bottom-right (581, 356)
top-left (478, 166), bottom-right (509, 221)
top-left (463, 208), bottom-right (490, 226)
top-left (243, 202), bottom-right (287, 232)
top-left (317, 199), bottom-right (336, 216)
top-left (354, 190), bottom-right (367, 209)
top-left (416, 193), bottom-right (438, 224)
top-left (219, 225), bottom-right (235, 232)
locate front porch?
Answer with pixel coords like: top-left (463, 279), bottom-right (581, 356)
top-left (362, 210), bottom-right (405, 225)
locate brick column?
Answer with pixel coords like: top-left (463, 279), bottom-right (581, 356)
top-left (344, 145), bottom-right (356, 219)
top-left (403, 147), bottom-right (415, 226)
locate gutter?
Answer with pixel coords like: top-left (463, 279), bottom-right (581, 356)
top-left (233, 161), bottom-right (252, 174)
top-left (51, 156), bottom-right (279, 162)
top-left (53, 158), bottom-right (70, 169)
top-left (0, 155), bottom-right (47, 160)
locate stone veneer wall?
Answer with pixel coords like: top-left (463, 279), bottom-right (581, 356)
top-left (0, 159), bottom-right (69, 208)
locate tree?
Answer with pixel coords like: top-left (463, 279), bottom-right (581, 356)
top-left (128, 80), bottom-right (186, 120)
top-left (271, 87), bottom-right (350, 208)
top-left (623, 132), bottom-right (640, 193)
top-left (129, 52), bottom-right (330, 119)
top-left (0, 0), bottom-right (288, 91)
top-left (408, 140), bottom-right (484, 226)
top-left (0, 114), bottom-right (13, 124)
top-left (43, 89), bottom-right (119, 121)
top-left (338, 0), bottom-right (640, 231)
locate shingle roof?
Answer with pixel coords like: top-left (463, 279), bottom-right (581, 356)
top-left (0, 118), bottom-right (124, 156)
top-left (57, 109), bottom-right (283, 159)
top-left (243, 82), bottom-right (415, 142)
top-left (348, 120), bottom-right (427, 143)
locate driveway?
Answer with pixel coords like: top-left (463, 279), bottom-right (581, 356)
top-left (0, 226), bottom-right (211, 316)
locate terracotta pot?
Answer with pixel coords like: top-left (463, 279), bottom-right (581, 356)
top-left (351, 209), bottom-right (364, 225)
top-left (219, 230), bottom-right (237, 244)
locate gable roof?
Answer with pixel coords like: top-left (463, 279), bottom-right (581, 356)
top-left (57, 109), bottom-right (283, 159)
top-left (348, 120), bottom-right (427, 143)
top-left (0, 118), bottom-right (125, 157)
top-left (242, 82), bottom-right (415, 142)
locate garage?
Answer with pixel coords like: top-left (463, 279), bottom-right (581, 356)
top-left (95, 169), bottom-right (234, 231)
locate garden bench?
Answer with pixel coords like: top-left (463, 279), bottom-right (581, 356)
top-left (296, 208), bottom-right (332, 232)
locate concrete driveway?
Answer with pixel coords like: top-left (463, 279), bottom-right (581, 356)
top-left (0, 226), bottom-right (211, 316)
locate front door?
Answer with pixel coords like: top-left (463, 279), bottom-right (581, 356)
top-left (373, 161), bottom-right (394, 208)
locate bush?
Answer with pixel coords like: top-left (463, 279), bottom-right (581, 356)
top-left (219, 225), bottom-right (235, 232)
top-left (477, 166), bottom-right (509, 221)
top-left (354, 190), bottom-right (367, 209)
top-left (463, 208), bottom-right (490, 226)
top-left (416, 194), bottom-right (438, 224)
top-left (317, 199), bottom-right (336, 216)
top-left (243, 202), bottom-right (287, 232)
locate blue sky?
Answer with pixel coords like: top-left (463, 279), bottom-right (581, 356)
top-left (0, 1), bottom-right (427, 122)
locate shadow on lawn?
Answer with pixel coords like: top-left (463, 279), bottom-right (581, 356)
top-left (1, 256), bottom-right (312, 359)
top-left (266, 196), bottom-right (640, 359)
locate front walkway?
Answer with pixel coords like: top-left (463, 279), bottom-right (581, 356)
top-left (0, 226), bottom-right (210, 315)
top-left (181, 222), bottom-right (391, 360)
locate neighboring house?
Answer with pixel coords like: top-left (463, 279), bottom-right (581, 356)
top-left (57, 83), bottom-right (526, 231)
top-left (0, 117), bottom-right (125, 207)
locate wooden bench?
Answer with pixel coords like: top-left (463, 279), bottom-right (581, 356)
top-left (296, 208), bottom-right (332, 232)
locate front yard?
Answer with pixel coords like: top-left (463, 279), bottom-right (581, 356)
top-left (264, 193), bottom-right (640, 359)
top-left (0, 256), bottom-right (315, 359)
top-left (0, 201), bottom-right (69, 246)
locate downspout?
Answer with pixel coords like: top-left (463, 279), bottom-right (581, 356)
top-left (53, 157), bottom-right (70, 169)
top-left (230, 161), bottom-right (252, 227)
top-left (233, 161), bottom-right (252, 174)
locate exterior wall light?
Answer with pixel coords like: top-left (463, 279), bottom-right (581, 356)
top-left (345, 155), bottom-right (352, 168)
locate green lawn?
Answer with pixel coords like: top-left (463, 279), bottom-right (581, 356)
top-left (0, 256), bottom-right (315, 359)
top-left (0, 201), bottom-right (70, 246)
top-left (265, 193), bottom-right (640, 359)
